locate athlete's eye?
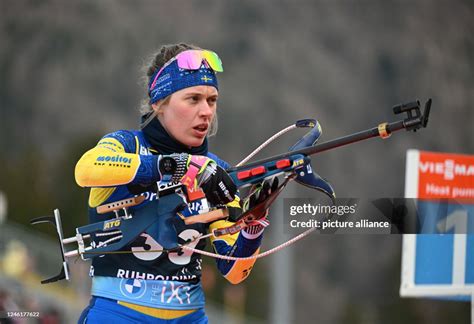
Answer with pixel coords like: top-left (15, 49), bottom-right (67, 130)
top-left (208, 97), bottom-right (218, 105)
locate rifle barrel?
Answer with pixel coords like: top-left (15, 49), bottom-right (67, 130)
top-left (227, 119), bottom-right (408, 173)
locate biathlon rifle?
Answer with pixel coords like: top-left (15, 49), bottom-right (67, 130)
top-left (31, 99), bottom-right (431, 283)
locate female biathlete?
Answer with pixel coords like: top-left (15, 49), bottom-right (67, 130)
top-left (75, 43), bottom-right (271, 323)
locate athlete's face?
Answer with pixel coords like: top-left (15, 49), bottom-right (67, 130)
top-left (154, 85), bottom-right (218, 148)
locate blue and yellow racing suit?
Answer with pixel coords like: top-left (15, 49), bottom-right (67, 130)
top-left (75, 128), bottom-right (262, 321)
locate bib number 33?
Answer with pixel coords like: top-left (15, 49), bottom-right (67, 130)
top-left (131, 229), bottom-right (199, 265)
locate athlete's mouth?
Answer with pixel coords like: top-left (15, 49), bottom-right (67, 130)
top-left (193, 124), bottom-right (209, 132)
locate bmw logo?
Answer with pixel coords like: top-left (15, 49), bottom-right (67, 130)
top-left (119, 278), bottom-right (147, 299)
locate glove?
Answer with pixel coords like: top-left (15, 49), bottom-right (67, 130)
top-left (244, 177), bottom-right (279, 213)
top-left (242, 177), bottom-right (279, 235)
top-left (244, 218), bottom-right (270, 236)
top-left (198, 162), bottom-right (237, 205)
top-left (158, 153), bottom-right (237, 205)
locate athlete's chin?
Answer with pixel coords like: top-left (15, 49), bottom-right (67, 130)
top-left (183, 135), bottom-right (206, 148)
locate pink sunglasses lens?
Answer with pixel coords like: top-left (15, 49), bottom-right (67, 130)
top-left (176, 50), bottom-right (203, 70)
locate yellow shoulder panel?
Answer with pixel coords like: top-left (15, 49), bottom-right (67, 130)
top-left (97, 138), bottom-right (126, 153)
top-left (75, 138), bottom-right (141, 187)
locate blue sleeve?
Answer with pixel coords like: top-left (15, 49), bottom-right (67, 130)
top-left (213, 233), bottom-right (263, 275)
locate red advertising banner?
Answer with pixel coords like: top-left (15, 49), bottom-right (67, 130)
top-left (416, 151), bottom-right (474, 202)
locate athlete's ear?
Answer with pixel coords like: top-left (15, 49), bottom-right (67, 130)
top-left (151, 102), bottom-right (162, 114)
top-left (152, 95), bottom-right (171, 115)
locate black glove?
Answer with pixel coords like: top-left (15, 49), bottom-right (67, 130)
top-left (241, 177), bottom-right (279, 236)
top-left (245, 177), bottom-right (279, 212)
top-left (158, 153), bottom-right (237, 205)
top-left (199, 162), bottom-right (237, 205)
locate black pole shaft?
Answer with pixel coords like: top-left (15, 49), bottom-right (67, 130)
top-left (227, 119), bottom-right (406, 173)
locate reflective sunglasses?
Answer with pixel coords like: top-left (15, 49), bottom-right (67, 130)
top-left (150, 49), bottom-right (223, 90)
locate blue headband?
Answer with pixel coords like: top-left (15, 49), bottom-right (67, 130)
top-left (148, 60), bottom-right (219, 104)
